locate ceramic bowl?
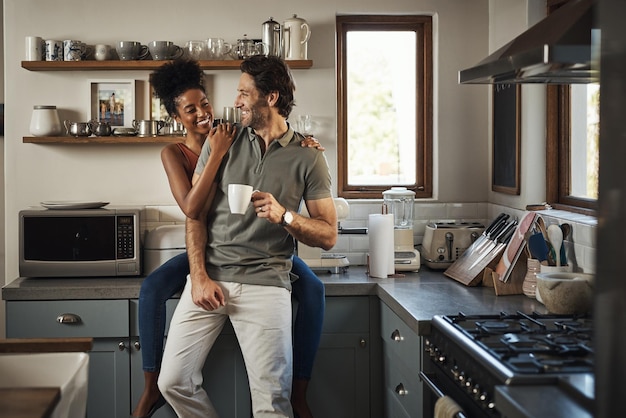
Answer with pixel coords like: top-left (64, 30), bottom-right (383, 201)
top-left (536, 272), bottom-right (594, 314)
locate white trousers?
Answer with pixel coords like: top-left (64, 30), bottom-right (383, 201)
top-left (158, 276), bottom-right (294, 418)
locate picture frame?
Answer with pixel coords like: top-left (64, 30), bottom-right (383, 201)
top-left (149, 83), bottom-right (170, 121)
top-left (492, 83), bottom-right (521, 195)
top-left (89, 79), bottom-right (135, 128)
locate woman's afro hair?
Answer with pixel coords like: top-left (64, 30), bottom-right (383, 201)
top-left (149, 58), bottom-right (205, 117)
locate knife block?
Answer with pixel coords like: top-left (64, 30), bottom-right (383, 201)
top-left (483, 251), bottom-right (528, 296)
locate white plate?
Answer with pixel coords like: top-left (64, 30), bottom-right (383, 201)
top-left (41, 201), bottom-right (110, 210)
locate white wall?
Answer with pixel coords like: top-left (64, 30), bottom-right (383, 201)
top-left (3, 0), bottom-right (491, 284)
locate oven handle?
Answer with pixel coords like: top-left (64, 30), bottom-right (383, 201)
top-left (419, 371), bottom-right (469, 418)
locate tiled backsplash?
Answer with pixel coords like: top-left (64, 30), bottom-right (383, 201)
top-left (143, 201), bottom-right (597, 274)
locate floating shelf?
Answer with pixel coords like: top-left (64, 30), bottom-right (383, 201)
top-left (23, 136), bottom-right (185, 144)
top-left (21, 59), bottom-right (313, 71)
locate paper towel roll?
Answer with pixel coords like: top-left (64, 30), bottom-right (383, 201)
top-left (368, 214), bottom-right (395, 278)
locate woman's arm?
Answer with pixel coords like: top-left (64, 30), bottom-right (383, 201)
top-left (161, 125), bottom-right (235, 219)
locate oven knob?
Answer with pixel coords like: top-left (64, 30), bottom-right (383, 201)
top-left (451, 366), bottom-right (460, 379)
top-left (479, 392), bottom-right (488, 403)
top-left (472, 384), bottom-right (481, 398)
top-left (464, 378), bottom-right (473, 390)
top-left (424, 339), bottom-right (431, 351)
top-left (488, 401), bottom-right (496, 410)
top-left (457, 371), bottom-right (466, 383)
top-left (437, 353), bottom-right (446, 364)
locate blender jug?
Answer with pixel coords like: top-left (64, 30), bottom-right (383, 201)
top-left (383, 187), bottom-right (416, 249)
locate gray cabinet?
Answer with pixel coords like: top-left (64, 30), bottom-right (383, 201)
top-left (380, 301), bottom-right (423, 417)
top-left (307, 296), bottom-right (381, 418)
top-left (6, 300), bottom-right (130, 418)
top-left (6, 296), bottom-right (378, 417)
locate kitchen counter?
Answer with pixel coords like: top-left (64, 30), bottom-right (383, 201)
top-left (2, 266), bottom-right (547, 336)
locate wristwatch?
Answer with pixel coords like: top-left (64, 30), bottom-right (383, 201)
top-left (281, 210), bottom-right (294, 227)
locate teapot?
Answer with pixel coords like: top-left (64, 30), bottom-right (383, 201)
top-left (89, 120), bottom-right (112, 137)
top-left (64, 120), bottom-right (92, 137)
top-left (236, 35), bottom-right (268, 59)
top-left (283, 14), bottom-right (311, 60)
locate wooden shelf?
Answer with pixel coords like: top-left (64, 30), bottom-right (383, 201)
top-left (23, 135), bottom-right (185, 144)
top-left (21, 59), bottom-right (313, 71)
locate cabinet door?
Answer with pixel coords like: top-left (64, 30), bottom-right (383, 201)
top-left (306, 296), bottom-right (372, 418)
top-left (88, 338), bottom-right (131, 418)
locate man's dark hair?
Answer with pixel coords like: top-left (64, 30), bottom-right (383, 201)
top-left (240, 55), bottom-right (296, 118)
top-left (149, 58), bottom-right (206, 117)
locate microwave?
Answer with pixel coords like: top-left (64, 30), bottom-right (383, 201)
top-left (19, 206), bottom-right (143, 277)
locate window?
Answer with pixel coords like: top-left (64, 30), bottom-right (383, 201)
top-left (336, 15), bottom-right (433, 199)
top-left (546, 1), bottom-right (598, 214)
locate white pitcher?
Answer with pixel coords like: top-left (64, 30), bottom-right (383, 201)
top-left (283, 14), bottom-right (311, 60)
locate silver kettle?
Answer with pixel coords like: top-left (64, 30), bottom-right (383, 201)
top-left (262, 17), bottom-right (283, 57)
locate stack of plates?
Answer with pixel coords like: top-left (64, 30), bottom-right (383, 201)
top-left (40, 201), bottom-right (109, 210)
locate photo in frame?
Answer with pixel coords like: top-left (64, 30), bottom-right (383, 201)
top-left (149, 83), bottom-right (169, 121)
top-left (492, 84), bottom-right (521, 195)
top-left (89, 79), bottom-right (135, 128)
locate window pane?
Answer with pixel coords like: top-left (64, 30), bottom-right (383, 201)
top-left (570, 83), bottom-right (599, 200)
top-left (346, 31), bottom-right (416, 185)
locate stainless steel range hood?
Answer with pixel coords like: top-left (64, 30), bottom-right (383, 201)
top-left (459, 0), bottom-right (599, 84)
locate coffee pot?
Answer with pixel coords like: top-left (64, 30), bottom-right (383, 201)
top-left (262, 17), bottom-right (283, 57)
top-left (283, 14), bottom-right (311, 60)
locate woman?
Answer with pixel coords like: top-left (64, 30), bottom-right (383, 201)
top-left (132, 59), bottom-right (324, 418)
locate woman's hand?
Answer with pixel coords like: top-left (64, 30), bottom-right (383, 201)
top-left (300, 135), bottom-right (325, 151)
top-left (209, 123), bottom-right (236, 159)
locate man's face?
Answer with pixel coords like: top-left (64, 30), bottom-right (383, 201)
top-left (235, 73), bottom-right (270, 130)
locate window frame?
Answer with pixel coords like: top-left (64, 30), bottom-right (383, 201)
top-left (545, 1), bottom-right (597, 215)
top-left (336, 15), bottom-right (433, 199)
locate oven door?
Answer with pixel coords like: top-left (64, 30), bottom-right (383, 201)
top-left (419, 370), bottom-right (472, 418)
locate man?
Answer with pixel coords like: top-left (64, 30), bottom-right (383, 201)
top-left (158, 56), bottom-right (337, 418)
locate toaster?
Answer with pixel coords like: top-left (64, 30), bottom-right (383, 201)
top-left (419, 222), bottom-right (485, 269)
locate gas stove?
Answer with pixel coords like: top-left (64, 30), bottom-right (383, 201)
top-left (421, 312), bottom-right (594, 418)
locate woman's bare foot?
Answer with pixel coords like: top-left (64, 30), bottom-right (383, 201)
top-left (131, 371), bottom-right (162, 418)
top-left (291, 378), bottom-right (314, 418)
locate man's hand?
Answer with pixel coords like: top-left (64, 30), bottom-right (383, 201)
top-left (190, 274), bottom-right (226, 311)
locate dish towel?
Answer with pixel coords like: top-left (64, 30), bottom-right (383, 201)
top-left (434, 395), bottom-right (464, 418)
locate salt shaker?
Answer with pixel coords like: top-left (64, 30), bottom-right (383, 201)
top-left (30, 105), bottom-right (62, 136)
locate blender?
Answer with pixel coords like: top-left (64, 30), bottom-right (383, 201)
top-left (382, 187), bottom-right (421, 272)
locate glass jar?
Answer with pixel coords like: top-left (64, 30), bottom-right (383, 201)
top-left (30, 105), bottom-right (62, 136)
top-left (522, 258), bottom-right (541, 298)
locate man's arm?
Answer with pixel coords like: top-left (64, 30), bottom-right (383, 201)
top-left (186, 176), bottom-right (225, 310)
top-left (252, 193), bottom-right (337, 250)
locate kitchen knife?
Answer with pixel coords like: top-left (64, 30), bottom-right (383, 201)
top-left (469, 214), bottom-right (510, 255)
top-left (467, 220), bottom-right (517, 271)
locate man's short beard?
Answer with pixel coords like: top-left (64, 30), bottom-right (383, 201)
top-left (246, 97), bottom-right (270, 129)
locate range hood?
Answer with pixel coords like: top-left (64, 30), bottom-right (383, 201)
top-left (459, 0), bottom-right (599, 84)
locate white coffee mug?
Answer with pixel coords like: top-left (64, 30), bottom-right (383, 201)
top-left (94, 44), bottom-right (111, 61)
top-left (25, 36), bottom-right (44, 61)
top-left (228, 184), bottom-right (254, 214)
top-left (45, 40), bottom-right (63, 61)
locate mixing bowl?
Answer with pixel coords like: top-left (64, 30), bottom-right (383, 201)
top-left (536, 272), bottom-right (594, 314)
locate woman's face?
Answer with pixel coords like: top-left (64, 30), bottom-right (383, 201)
top-left (174, 88), bottom-right (214, 136)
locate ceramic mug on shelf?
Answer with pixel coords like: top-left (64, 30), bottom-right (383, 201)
top-left (63, 39), bottom-right (87, 61)
top-left (116, 41), bottom-right (149, 61)
top-left (25, 36), bottom-right (44, 61)
top-left (45, 39), bottom-right (63, 61)
top-left (94, 44), bottom-right (111, 61)
top-left (148, 41), bottom-right (184, 61)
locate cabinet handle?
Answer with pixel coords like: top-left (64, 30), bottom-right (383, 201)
top-left (395, 383), bottom-right (408, 396)
top-left (391, 329), bottom-right (404, 342)
top-left (118, 341), bottom-right (128, 351)
top-left (359, 338), bottom-right (367, 348)
top-left (56, 313), bottom-right (82, 324)
top-left (133, 341), bottom-right (141, 351)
